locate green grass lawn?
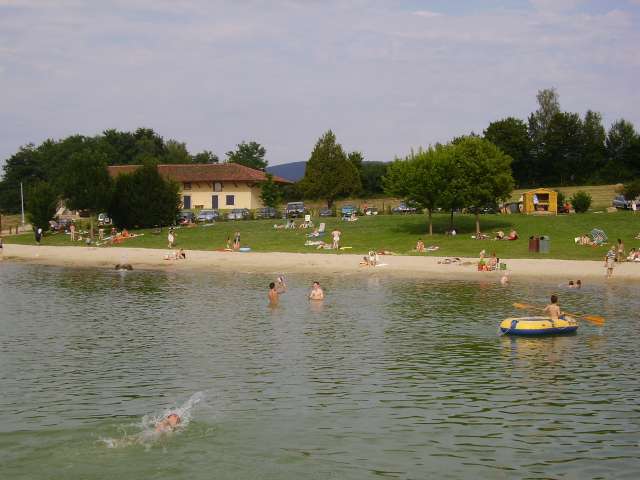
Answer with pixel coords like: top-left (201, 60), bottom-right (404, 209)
top-left (5, 211), bottom-right (640, 260)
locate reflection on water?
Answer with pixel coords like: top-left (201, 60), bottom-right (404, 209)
top-left (0, 262), bottom-right (639, 479)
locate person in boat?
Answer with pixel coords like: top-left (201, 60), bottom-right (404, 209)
top-left (543, 294), bottom-right (562, 321)
top-left (268, 282), bottom-right (279, 305)
top-left (155, 413), bottom-right (181, 433)
top-left (309, 281), bottom-right (325, 300)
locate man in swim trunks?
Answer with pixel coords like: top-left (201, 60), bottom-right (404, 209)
top-left (155, 413), bottom-right (181, 433)
top-left (309, 281), bottom-right (324, 300)
top-left (269, 282), bottom-right (279, 305)
top-left (543, 294), bottom-right (562, 321)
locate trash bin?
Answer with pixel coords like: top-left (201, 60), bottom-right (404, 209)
top-left (539, 235), bottom-right (550, 254)
top-left (528, 236), bottom-right (540, 253)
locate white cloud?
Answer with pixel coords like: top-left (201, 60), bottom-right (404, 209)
top-left (412, 10), bottom-right (443, 18)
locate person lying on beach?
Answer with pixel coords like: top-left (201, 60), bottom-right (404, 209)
top-left (309, 281), bottom-right (325, 300)
top-left (507, 230), bottom-right (518, 240)
top-left (268, 282), bottom-right (279, 305)
top-left (627, 248), bottom-right (640, 261)
top-left (543, 295), bottom-right (562, 321)
top-left (155, 413), bottom-right (181, 433)
top-left (494, 230), bottom-right (505, 240)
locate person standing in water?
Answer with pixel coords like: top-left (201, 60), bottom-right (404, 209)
top-left (309, 281), bottom-right (325, 300)
top-left (276, 276), bottom-right (287, 293)
top-left (268, 282), bottom-right (279, 305)
top-left (543, 294), bottom-right (562, 321)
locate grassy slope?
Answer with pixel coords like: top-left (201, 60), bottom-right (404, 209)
top-left (5, 211), bottom-right (640, 260)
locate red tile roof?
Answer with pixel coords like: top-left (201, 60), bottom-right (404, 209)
top-left (107, 163), bottom-right (292, 184)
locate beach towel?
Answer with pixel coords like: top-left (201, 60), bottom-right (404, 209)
top-left (590, 228), bottom-right (607, 245)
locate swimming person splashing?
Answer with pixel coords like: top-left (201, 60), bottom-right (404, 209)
top-left (155, 413), bottom-right (181, 433)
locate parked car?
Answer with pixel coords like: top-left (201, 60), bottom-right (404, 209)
top-left (285, 201), bottom-right (305, 218)
top-left (178, 211), bottom-right (196, 224)
top-left (364, 207), bottom-right (378, 216)
top-left (341, 204), bottom-right (357, 216)
top-left (392, 202), bottom-right (419, 214)
top-left (256, 207), bottom-right (279, 219)
top-left (197, 209), bottom-right (219, 222)
top-left (612, 195), bottom-right (631, 209)
top-left (97, 212), bottom-right (111, 225)
top-left (227, 208), bottom-right (250, 220)
top-left (318, 207), bottom-right (333, 217)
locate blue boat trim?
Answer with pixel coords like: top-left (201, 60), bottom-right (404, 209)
top-left (500, 326), bottom-right (578, 336)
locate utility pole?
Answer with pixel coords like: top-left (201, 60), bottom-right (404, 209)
top-left (20, 182), bottom-right (25, 228)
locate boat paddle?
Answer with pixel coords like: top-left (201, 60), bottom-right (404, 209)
top-left (513, 302), bottom-right (605, 327)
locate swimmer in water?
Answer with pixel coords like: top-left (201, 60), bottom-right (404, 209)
top-left (155, 413), bottom-right (181, 433)
top-left (276, 275), bottom-right (287, 293)
top-left (309, 281), bottom-right (324, 300)
top-left (268, 282), bottom-right (279, 305)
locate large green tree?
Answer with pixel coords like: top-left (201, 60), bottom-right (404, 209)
top-left (59, 148), bottom-right (113, 239)
top-left (603, 119), bottom-right (638, 181)
top-left (528, 88), bottom-right (561, 184)
top-left (484, 117), bottom-right (532, 187)
top-left (259, 173), bottom-right (282, 209)
top-left (226, 141), bottom-right (268, 170)
top-left (580, 110), bottom-right (607, 183)
top-left (542, 112), bottom-right (584, 185)
top-left (109, 162), bottom-right (181, 229)
top-left (360, 161), bottom-right (388, 197)
top-left (450, 137), bottom-right (515, 234)
top-left (299, 130), bottom-right (361, 208)
top-left (384, 147), bottom-right (449, 235)
top-left (26, 181), bottom-right (58, 231)
top-left (192, 150), bottom-right (219, 164)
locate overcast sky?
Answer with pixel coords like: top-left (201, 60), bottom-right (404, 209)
top-left (1, 0), bottom-right (639, 169)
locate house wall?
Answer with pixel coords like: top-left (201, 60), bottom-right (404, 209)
top-left (179, 181), bottom-right (264, 210)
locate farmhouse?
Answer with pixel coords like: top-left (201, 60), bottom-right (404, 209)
top-left (108, 163), bottom-right (291, 210)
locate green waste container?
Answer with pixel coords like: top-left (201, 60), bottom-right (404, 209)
top-left (539, 235), bottom-right (550, 254)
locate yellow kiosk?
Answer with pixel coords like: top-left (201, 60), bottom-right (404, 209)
top-left (523, 188), bottom-right (557, 215)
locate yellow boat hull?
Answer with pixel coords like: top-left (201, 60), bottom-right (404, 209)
top-left (500, 316), bottom-right (578, 335)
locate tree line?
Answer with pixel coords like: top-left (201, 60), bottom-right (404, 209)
top-left (0, 128), bottom-right (267, 214)
top-left (484, 88), bottom-right (640, 187)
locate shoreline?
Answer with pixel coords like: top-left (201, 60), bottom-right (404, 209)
top-left (2, 244), bottom-right (638, 282)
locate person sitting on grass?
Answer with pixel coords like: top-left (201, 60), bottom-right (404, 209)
top-left (627, 248), bottom-right (640, 262)
top-left (494, 230), bottom-right (505, 240)
top-left (507, 229), bottom-right (519, 240)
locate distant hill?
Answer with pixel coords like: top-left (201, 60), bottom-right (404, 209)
top-left (266, 161), bottom-right (306, 182)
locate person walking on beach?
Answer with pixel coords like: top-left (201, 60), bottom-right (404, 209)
top-left (70, 222), bottom-right (76, 241)
top-left (233, 231), bottom-right (241, 250)
top-left (331, 228), bottom-right (341, 251)
top-left (167, 228), bottom-right (176, 248)
top-left (605, 247), bottom-right (616, 278)
top-left (616, 238), bottom-right (625, 262)
top-left (34, 227), bottom-right (42, 246)
top-left (309, 281), bottom-right (325, 300)
top-left (268, 282), bottom-right (279, 305)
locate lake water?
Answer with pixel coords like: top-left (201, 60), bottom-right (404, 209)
top-left (0, 262), bottom-right (638, 479)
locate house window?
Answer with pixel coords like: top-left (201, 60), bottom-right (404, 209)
top-left (226, 195), bottom-right (235, 206)
top-left (183, 195), bottom-right (191, 209)
top-left (213, 182), bottom-right (222, 192)
top-left (183, 182), bottom-right (192, 190)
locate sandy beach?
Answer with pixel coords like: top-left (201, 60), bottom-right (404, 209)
top-left (3, 244), bottom-right (639, 282)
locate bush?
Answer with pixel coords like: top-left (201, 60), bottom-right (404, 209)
top-left (570, 190), bottom-right (592, 213)
top-left (622, 179), bottom-right (640, 202)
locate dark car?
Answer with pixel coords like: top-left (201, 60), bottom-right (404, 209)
top-left (612, 195), bottom-right (631, 209)
top-left (227, 208), bottom-right (250, 220)
top-left (341, 204), bottom-right (357, 216)
top-left (197, 209), bottom-right (219, 222)
top-left (392, 202), bottom-right (419, 214)
top-left (318, 207), bottom-right (333, 217)
top-left (286, 202), bottom-right (305, 218)
top-left (256, 207), bottom-right (278, 219)
top-left (178, 211), bottom-right (195, 224)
